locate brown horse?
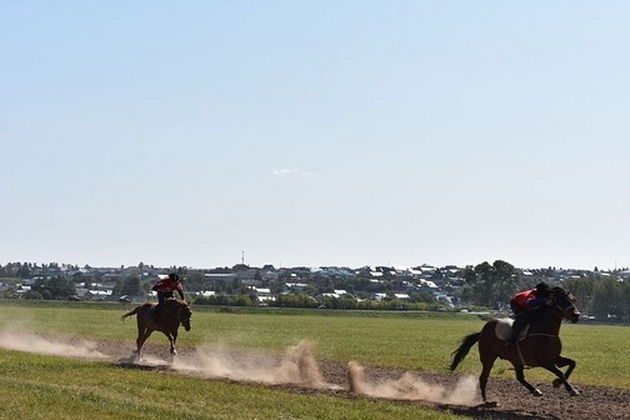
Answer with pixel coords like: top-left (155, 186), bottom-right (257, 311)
top-left (121, 298), bottom-right (192, 358)
top-left (450, 287), bottom-right (581, 403)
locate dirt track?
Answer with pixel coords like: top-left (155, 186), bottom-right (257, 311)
top-left (95, 340), bottom-right (630, 420)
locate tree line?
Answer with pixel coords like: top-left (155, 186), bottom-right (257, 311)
top-left (22, 277), bottom-right (76, 300)
top-left (458, 260), bottom-right (630, 322)
top-left (564, 275), bottom-right (630, 321)
top-left (194, 292), bottom-right (440, 311)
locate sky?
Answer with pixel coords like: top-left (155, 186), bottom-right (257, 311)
top-left (1, 1), bottom-right (629, 270)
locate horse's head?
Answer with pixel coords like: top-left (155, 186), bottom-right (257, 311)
top-left (179, 302), bottom-right (192, 331)
top-left (551, 287), bottom-right (580, 323)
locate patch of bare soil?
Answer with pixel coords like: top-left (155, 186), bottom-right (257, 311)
top-left (96, 339), bottom-right (630, 420)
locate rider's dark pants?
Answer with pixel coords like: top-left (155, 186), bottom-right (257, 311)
top-left (509, 300), bottom-right (534, 342)
top-left (153, 291), bottom-right (173, 320)
top-left (510, 301), bottom-right (523, 317)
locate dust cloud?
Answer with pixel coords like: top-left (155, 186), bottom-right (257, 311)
top-left (173, 339), bottom-right (337, 389)
top-left (0, 331), bottom-right (109, 360)
top-left (0, 331), bottom-right (478, 406)
top-left (347, 361), bottom-right (479, 405)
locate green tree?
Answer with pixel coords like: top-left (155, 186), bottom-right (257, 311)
top-left (564, 276), bottom-right (594, 314)
top-left (591, 277), bottom-right (623, 321)
top-left (462, 260), bottom-right (520, 309)
top-left (621, 280), bottom-right (630, 321)
top-left (16, 263), bottom-right (31, 279)
top-left (46, 276), bottom-right (76, 298)
top-left (23, 290), bottom-right (43, 300)
top-left (31, 276), bottom-right (75, 299)
top-left (184, 271), bottom-right (206, 291)
top-left (122, 275), bottom-right (141, 296)
top-left (112, 279), bottom-right (125, 296)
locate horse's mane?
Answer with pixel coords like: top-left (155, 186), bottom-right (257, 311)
top-left (529, 287), bottom-right (567, 322)
top-left (552, 286), bottom-right (575, 300)
top-left (162, 298), bottom-right (191, 318)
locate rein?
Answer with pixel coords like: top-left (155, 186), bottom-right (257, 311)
top-left (554, 296), bottom-right (576, 320)
top-left (558, 303), bottom-right (575, 315)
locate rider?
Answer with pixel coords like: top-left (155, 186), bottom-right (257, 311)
top-left (506, 282), bottom-right (552, 346)
top-left (151, 273), bottom-right (185, 322)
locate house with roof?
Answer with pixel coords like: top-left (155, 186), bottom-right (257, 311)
top-left (372, 292), bottom-right (387, 301)
top-left (249, 287), bottom-right (275, 304)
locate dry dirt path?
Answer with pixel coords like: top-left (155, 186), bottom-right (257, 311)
top-left (94, 339), bottom-right (630, 420)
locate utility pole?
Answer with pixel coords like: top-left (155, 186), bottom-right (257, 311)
top-left (241, 250), bottom-right (245, 266)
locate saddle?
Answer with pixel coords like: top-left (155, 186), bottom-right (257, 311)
top-left (151, 298), bottom-right (180, 321)
top-left (494, 318), bottom-right (530, 342)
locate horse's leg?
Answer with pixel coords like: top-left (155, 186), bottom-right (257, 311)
top-left (136, 329), bottom-right (152, 359)
top-left (553, 356), bottom-right (576, 388)
top-left (135, 313), bottom-right (149, 355)
top-left (171, 329), bottom-right (178, 356)
top-left (513, 364), bottom-right (542, 396)
top-left (478, 351), bottom-right (497, 403)
top-left (135, 327), bottom-right (145, 355)
top-left (162, 331), bottom-right (176, 357)
top-left (543, 363), bottom-right (579, 396)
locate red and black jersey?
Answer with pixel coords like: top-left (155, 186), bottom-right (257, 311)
top-left (153, 279), bottom-right (183, 293)
top-left (512, 289), bottom-right (539, 311)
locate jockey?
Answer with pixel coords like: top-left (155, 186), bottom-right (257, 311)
top-left (506, 282), bottom-right (552, 346)
top-left (151, 273), bottom-right (185, 321)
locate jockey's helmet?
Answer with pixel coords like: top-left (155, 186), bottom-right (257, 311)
top-left (535, 282), bottom-right (551, 297)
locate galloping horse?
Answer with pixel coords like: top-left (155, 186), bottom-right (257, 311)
top-left (450, 287), bottom-right (580, 402)
top-left (121, 299), bottom-right (192, 358)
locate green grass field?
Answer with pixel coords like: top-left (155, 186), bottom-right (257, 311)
top-left (0, 349), bottom-right (463, 420)
top-left (1, 302), bottom-right (628, 388)
top-left (0, 301), bottom-right (628, 419)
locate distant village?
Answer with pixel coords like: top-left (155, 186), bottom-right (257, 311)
top-left (2, 261), bottom-right (628, 319)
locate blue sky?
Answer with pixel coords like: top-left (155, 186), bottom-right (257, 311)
top-left (1, 1), bottom-right (629, 269)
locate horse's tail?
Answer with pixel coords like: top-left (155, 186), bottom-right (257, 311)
top-left (449, 332), bottom-right (480, 371)
top-left (121, 305), bottom-right (143, 322)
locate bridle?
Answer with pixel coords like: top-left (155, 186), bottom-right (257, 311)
top-left (552, 291), bottom-right (577, 319)
top-left (180, 305), bottom-right (192, 324)
top-left (526, 290), bottom-right (577, 342)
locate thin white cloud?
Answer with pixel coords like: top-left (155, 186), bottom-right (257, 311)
top-left (272, 168), bottom-right (319, 178)
top-left (272, 168), bottom-right (300, 176)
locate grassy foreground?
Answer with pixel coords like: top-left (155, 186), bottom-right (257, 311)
top-left (0, 302), bottom-right (629, 389)
top-left (0, 349), bottom-right (462, 420)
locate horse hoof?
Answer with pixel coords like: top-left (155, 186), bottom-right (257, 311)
top-left (553, 379), bottom-right (562, 388)
top-left (532, 389), bottom-right (543, 397)
top-left (569, 388), bottom-right (580, 396)
top-left (171, 350), bottom-right (178, 356)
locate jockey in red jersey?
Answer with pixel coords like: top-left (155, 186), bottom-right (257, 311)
top-left (506, 282), bottom-right (552, 345)
top-left (151, 273), bottom-right (185, 321)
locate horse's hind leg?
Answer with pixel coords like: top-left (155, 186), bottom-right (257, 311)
top-left (135, 328), bottom-right (145, 356)
top-left (136, 329), bottom-right (152, 358)
top-left (553, 356), bottom-right (576, 388)
top-left (514, 364), bottom-right (542, 396)
top-left (479, 353), bottom-right (497, 403)
top-left (543, 363), bottom-right (579, 396)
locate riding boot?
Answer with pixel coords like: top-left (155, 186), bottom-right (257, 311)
top-left (152, 292), bottom-right (167, 323)
top-left (507, 315), bottom-right (527, 346)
